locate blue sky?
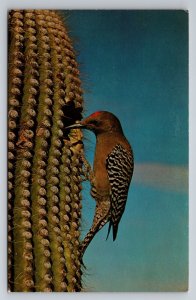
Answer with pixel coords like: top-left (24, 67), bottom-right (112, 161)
top-left (63, 10), bottom-right (188, 291)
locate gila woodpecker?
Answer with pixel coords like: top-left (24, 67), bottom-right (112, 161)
top-left (66, 111), bottom-right (134, 256)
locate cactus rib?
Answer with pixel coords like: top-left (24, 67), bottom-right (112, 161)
top-left (30, 11), bottom-right (54, 292)
top-left (13, 10), bottom-right (39, 292)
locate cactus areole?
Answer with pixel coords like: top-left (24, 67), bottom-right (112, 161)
top-left (8, 10), bottom-right (84, 292)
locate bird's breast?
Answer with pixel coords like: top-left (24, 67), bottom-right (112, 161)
top-left (93, 138), bottom-right (111, 196)
top-left (93, 156), bottom-right (110, 197)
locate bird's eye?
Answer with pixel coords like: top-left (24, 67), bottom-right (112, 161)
top-left (91, 120), bottom-right (99, 126)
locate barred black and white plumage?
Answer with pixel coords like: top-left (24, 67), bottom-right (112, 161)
top-left (80, 198), bottom-right (111, 255)
top-left (106, 144), bottom-right (134, 240)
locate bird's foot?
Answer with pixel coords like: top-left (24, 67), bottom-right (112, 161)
top-left (80, 153), bottom-right (95, 184)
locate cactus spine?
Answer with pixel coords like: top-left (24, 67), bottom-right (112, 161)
top-left (8, 10), bottom-right (84, 292)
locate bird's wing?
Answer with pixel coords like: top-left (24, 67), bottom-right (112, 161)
top-left (106, 144), bottom-right (134, 241)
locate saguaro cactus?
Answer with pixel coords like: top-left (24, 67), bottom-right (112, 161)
top-left (8, 10), bottom-right (84, 292)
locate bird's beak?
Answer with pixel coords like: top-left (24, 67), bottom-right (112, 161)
top-left (65, 122), bottom-right (85, 130)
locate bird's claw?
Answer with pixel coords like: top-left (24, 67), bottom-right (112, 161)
top-left (80, 153), bottom-right (95, 184)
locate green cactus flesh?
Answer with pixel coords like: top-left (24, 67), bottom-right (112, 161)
top-left (8, 10), bottom-right (84, 292)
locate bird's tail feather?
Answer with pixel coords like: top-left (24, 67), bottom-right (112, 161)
top-left (112, 223), bottom-right (119, 241)
top-left (80, 216), bottom-right (108, 256)
top-left (106, 221), bottom-right (119, 241)
top-left (106, 221), bottom-right (112, 240)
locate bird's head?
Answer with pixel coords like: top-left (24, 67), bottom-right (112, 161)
top-left (65, 111), bottom-right (123, 135)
